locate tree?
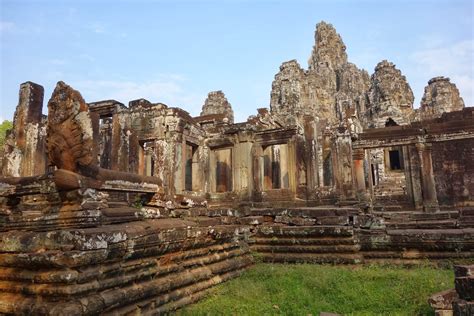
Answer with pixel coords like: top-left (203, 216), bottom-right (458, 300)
top-left (0, 120), bottom-right (13, 149)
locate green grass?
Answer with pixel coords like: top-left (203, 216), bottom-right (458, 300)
top-left (178, 263), bottom-right (453, 315)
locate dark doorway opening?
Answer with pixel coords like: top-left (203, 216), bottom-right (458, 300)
top-left (323, 152), bottom-right (333, 186)
top-left (214, 148), bottom-right (232, 193)
top-left (385, 118), bottom-right (398, 127)
top-left (389, 150), bottom-right (402, 170)
top-left (262, 144), bottom-right (289, 190)
top-left (371, 163), bottom-right (377, 186)
top-left (185, 144), bottom-right (197, 191)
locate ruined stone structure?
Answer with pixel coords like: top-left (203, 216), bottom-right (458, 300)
top-left (2, 82), bottom-right (48, 177)
top-left (430, 264), bottom-right (474, 315)
top-left (1, 21), bottom-right (473, 314)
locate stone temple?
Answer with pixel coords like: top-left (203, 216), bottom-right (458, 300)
top-left (0, 21), bottom-right (473, 314)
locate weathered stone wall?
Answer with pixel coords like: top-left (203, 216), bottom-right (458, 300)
top-left (432, 138), bottom-right (474, 206)
top-left (100, 100), bottom-right (205, 197)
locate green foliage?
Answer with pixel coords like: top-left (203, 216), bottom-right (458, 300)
top-left (179, 263), bottom-right (453, 315)
top-left (250, 251), bottom-right (264, 264)
top-left (133, 195), bottom-right (145, 209)
top-left (0, 120), bottom-right (13, 148)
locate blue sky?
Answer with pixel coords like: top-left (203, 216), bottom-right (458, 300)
top-left (1, 0), bottom-right (473, 123)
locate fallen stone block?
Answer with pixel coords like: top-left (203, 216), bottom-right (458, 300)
top-left (429, 288), bottom-right (458, 310)
top-left (455, 276), bottom-right (474, 301)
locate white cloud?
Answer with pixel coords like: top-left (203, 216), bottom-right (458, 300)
top-left (87, 22), bottom-right (106, 34)
top-left (78, 54), bottom-right (96, 62)
top-left (0, 21), bottom-right (14, 32)
top-left (411, 40), bottom-right (473, 106)
top-left (49, 59), bottom-right (67, 66)
top-left (74, 76), bottom-right (204, 116)
top-left (412, 40), bottom-right (473, 74)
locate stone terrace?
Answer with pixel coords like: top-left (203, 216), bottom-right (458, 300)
top-left (0, 21), bottom-right (473, 314)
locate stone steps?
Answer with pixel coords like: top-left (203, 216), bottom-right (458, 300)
top-left (250, 206), bottom-right (359, 217)
top-left (251, 244), bottom-right (360, 254)
top-left (256, 225), bottom-right (355, 237)
top-left (0, 222), bottom-right (252, 315)
top-left (0, 256), bottom-right (253, 315)
top-left (385, 219), bottom-right (458, 229)
top-left (257, 252), bottom-right (363, 264)
top-left (252, 225), bottom-right (360, 264)
top-left (362, 251), bottom-right (474, 260)
top-left (252, 237), bottom-right (358, 246)
top-left (359, 228), bottom-right (474, 252)
top-left (459, 208), bottom-right (474, 227)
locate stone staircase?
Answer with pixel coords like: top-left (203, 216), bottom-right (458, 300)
top-left (377, 211), bottom-right (459, 229)
top-left (251, 225), bottom-right (362, 264)
top-left (374, 171), bottom-right (406, 196)
top-left (247, 206), bottom-right (362, 264)
top-left (373, 171), bottom-right (412, 208)
top-left (458, 207), bottom-right (474, 228)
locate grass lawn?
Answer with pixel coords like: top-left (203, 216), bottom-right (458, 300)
top-left (179, 263), bottom-right (453, 315)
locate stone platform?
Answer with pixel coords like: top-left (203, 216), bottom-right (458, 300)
top-left (1, 178), bottom-right (474, 315)
top-left (0, 218), bottom-right (252, 315)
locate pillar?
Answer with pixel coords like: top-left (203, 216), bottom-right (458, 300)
top-left (334, 132), bottom-right (355, 200)
top-left (416, 142), bottom-right (439, 212)
top-left (352, 148), bottom-right (366, 193)
top-left (287, 140), bottom-right (297, 195)
top-left (366, 148), bottom-right (375, 201)
top-left (233, 140), bottom-right (253, 200)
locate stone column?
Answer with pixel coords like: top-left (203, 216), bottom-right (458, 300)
top-left (287, 140), bottom-right (297, 195)
top-left (233, 140), bottom-right (253, 200)
top-left (303, 119), bottom-right (319, 191)
top-left (352, 148), bottom-right (366, 193)
top-left (366, 149), bottom-right (375, 201)
top-left (201, 145), bottom-right (211, 194)
top-left (252, 144), bottom-right (263, 201)
top-left (416, 142), bottom-right (439, 212)
top-left (2, 82), bottom-right (47, 177)
top-left (334, 132), bottom-right (355, 200)
top-left (173, 139), bottom-right (185, 194)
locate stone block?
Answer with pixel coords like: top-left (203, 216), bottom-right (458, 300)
top-left (455, 265), bottom-right (474, 278)
top-left (429, 288), bottom-right (457, 310)
top-left (453, 299), bottom-right (474, 316)
top-left (238, 216), bottom-right (264, 225)
top-left (317, 216), bottom-right (349, 226)
top-left (455, 276), bottom-right (474, 301)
